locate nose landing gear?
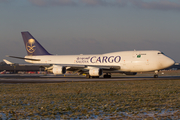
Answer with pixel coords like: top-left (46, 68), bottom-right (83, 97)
top-left (154, 70), bottom-right (159, 78)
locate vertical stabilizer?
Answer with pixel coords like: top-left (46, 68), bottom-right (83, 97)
top-left (21, 31), bottom-right (51, 56)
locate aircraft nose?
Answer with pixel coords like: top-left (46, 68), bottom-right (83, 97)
top-left (164, 57), bottom-right (175, 68)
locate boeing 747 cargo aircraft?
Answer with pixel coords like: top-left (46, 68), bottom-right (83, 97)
top-left (8, 32), bottom-right (175, 78)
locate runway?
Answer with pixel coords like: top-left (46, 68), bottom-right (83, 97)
top-left (0, 74), bottom-right (180, 83)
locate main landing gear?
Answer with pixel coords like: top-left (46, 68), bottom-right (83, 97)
top-left (103, 73), bottom-right (111, 78)
top-left (86, 73), bottom-right (111, 79)
top-left (154, 70), bottom-right (159, 78)
top-left (86, 74), bottom-right (99, 79)
top-left (86, 74), bottom-right (90, 79)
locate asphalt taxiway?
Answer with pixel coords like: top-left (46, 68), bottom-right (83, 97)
top-left (0, 74), bottom-right (180, 83)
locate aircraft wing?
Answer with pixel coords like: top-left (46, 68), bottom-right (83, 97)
top-left (57, 64), bottom-right (120, 74)
top-left (53, 64), bottom-right (120, 70)
top-left (44, 64), bottom-right (120, 75)
top-left (7, 55), bottom-right (121, 74)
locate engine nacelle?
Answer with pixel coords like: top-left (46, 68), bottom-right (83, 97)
top-left (124, 72), bottom-right (137, 75)
top-left (89, 68), bottom-right (103, 76)
top-left (52, 65), bottom-right (66, 75)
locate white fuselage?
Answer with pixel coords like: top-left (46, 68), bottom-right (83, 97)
top-left (25, 50), bottom-right (174, 72)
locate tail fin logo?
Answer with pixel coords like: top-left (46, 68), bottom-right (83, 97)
top-left (26, 39), bottom-right (36, 53)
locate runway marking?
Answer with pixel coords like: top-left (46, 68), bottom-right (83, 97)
top-left (0, 75), bottom-right (180, 83)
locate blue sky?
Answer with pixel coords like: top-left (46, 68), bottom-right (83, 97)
top-left (0, 0), bottom-right (180, 63)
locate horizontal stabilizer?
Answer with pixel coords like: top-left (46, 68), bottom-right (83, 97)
top-left (3, 59), bottom-right (14, 65)
top-left (7, 55), bottom-right (40, 61)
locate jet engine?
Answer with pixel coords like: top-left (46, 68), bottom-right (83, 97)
top-left (124, 72), bottom-right (137, 75)
top-left (52, 65), bottom-right (66, 75)
top-left (89, 68), bottom-right (103, 76)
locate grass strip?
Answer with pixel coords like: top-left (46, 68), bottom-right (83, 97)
top-left (0, 80), bottom-right (180, 119)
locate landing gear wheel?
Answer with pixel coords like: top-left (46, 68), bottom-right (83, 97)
top-left (86, 74), bottom-right (99, 79)
top-left (103, 74), bottom-right (111, 78)
top-left (92, 76), bottom-right (99, 78)
top-left (154, 70), bottom-right (159, 78)
top-left (89, 76), bottom-right (99, 79)
top-left (86, 74), bottom-right (90, 79)
top-left (154, 75), bottom-right (158, 78)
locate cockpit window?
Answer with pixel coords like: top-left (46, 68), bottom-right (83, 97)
top-left (158, 52), bottom-right (164, 55)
